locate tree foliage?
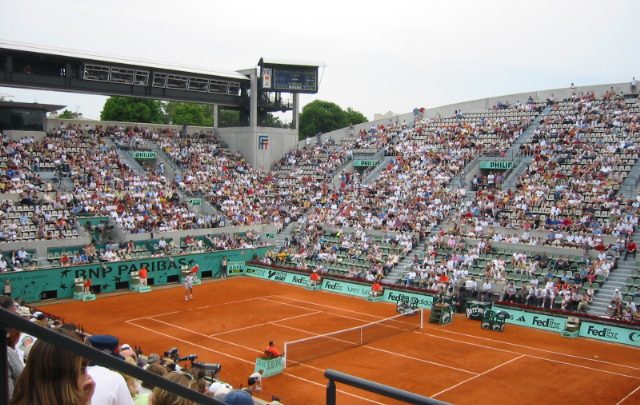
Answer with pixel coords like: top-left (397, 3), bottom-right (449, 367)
top-left (165, 102), bottom-right (214, 126)
top-left (299, 100), bottom-right (367, 140)
top-left (57, 109), bottom-right (76, 119)
top-left (100, 97), bottom-right (167, 124)
top-left (344, 107), bottom-right (367, 127)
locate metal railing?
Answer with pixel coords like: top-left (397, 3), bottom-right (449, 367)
top-left (0, 308), bottom-right (221, 405)
top-left (324, 369), bottom-right (450, 405)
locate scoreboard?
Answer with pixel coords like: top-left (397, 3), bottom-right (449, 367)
top-left (260, 60), bottom-right (319, 93)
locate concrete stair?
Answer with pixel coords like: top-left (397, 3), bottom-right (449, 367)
top-left (588, 230), bottom-right (640, 316)
top-left (501, 105), bottom-right (552, 191)
top-left (618, 158), bottom-right (640, 200)
top-left (362, 156), bottom-right (394, 185)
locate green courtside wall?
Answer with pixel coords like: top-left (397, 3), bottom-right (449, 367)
top-left (242, 266), bottom-right (640, 348)
top-left (0, 247), bottom-right (270, 303)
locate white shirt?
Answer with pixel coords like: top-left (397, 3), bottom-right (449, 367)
top-left (88, 365), bottom-right (135, 405)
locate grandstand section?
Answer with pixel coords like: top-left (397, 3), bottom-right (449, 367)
top-left (2, 81), bottom-right (640, 405)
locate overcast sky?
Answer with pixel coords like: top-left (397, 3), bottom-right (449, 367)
top-left (1, 0), bottom-right (639, 120)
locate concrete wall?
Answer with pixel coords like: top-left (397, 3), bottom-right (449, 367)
top-left (45, 118), bottom-right (214, 136)
top-left (216, 126), bottom-right (297, 171)
top-left (5, 130), bottom-right (47, 141)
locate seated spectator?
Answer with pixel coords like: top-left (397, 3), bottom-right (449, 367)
top-left (149, 371), bottom-right (197, 405)
top-left (263, 341), bottom-right (281, 358)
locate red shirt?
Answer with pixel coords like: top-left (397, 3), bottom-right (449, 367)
top-left (310, 272), bottom-right (321, 282)
top-left (265, 346), bottom-right (281, 357)
top-left (83, 279), bottom-right (92, 288)
top-left (372, 283), bottom-right (382, 293)
top-left (139, 268), bottom-right (148, 279)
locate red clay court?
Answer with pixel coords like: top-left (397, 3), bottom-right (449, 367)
top-left (43, 277), bottom-right (640, 405)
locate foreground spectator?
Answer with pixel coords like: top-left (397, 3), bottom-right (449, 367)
top-left (149, 371), bottom-right (197, 405)
top-left (10, 329), bottom-right (95, 405)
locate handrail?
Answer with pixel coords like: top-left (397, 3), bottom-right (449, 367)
top-left (324, 369), bottom-right (450, 405)
top-left (0, 308), bottom-right (222, 404)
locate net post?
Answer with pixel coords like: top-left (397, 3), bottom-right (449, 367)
top-left (283, 342), bottom-right (288, 369)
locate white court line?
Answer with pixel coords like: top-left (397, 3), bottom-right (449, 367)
top-left (127, 310), bottom-right (182, 322)
top-left (125, 320), bottom-right (255, 364)
top-left (274, 296), bottom-right (640, 374)
top-left (261, 297), bottom-right (388, 324)
top-left (275, 296), bottom-right (385, 319)
top-left (125, 295), bottom-right (278, 323)
top-left (126, 319), bottom-right (383, 404)
top-left (617, 383), bottom-right (640, 404)
top-left (431, 355), bottom-right (525, 398)
top-left (266, 296), bottom-right (640, 379)
top-left (283, 371), bottom-right (385, 404)
top-left (421, 324), bottom-right (640, 372)
top-left (209, 311), bottom-right (322, 337)
top-left (274, 322), bottom-right (477, 376)
top-left (414, 330), bottom-right (640, 380)
top-left (144, 318), bottom-right (263, 354)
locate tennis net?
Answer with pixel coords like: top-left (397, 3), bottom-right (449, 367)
top-left (283, 308), bottom-right (423, 367)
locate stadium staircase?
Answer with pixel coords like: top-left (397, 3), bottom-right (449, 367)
top-left (619, 158), bottom-right (640, 200)
top-left (501, 105), bottom-right (552, 191)
top-left (383, 174), bottom-right (476, 285)
top-left (272, 222), bottom-right (300, 248)
top-left (362, 156), bottom-right (394, 185)
top-left (589, 234), bottom-right (640, 316)
top-left (110, 141), bottom-right (146, 176)
top-left (331, 161), bottom-right (354, 189)
top-left (141, 139), bottom-right (182, 182)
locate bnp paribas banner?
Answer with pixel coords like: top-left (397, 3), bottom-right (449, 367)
top-left (492, 305), bottom-right (566, 332)
top-left (0, 248), bottom-right (270, 303)
top-left (383, 289), bottom-right (434, 308)
top-left (244, 266), bottom-right (309, 287)
top-left (579, 322), bottom-right (640, 347)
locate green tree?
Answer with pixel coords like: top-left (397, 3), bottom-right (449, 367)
top-left (218, 109), bottom-right (243, 127)
top-left (344, 107), bottom-right (367, 126)
top-left (165, 102), bottom-right (214, 126)
top-left (57, 109), bottom-right (76, 119)
top-left (299, 100), bottom-right (347, 140)
top-left (100, 96), bottom-right (167, 124)
top-left (299, 100), bottom-right (368, 140)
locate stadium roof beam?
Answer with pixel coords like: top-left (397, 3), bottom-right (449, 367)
top-left (0, 40), bottom-right (250, 107)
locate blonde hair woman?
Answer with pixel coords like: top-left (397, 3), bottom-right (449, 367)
top-left (149, 371), bottom-right (197, 405)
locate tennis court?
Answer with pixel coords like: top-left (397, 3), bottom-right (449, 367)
top-left (43, 277), bottom-right (640, 404)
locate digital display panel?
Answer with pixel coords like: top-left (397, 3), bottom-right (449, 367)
top-left (270, 67), bottom-right (318, 92)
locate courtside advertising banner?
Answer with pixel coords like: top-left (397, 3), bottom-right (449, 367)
top-left (579, 322), bottom-right (640, 347)
top-left (321, 279), bottom-right (371, 298)
top-left (244, 266), bottom-right (309, 287)
top-left (493, 306), bottom-right (566, 332)
top-left (383, 289), bottom-right (434, 308)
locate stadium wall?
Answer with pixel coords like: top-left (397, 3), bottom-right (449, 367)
top-left (216, 126), bottom-right (297, 171)
top-left (109, 223), bottom-right (277, 245)
top-left (45, 119), bottom-right (214, 135)
top-left (0, 247), bottom-right (270, 303)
